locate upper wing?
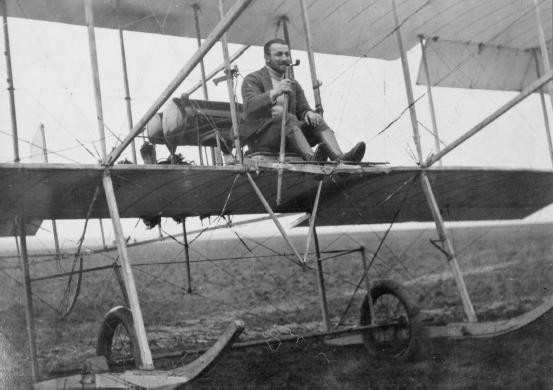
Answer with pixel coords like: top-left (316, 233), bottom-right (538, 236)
top-left (1, 164), bottom-right (552, 230)
top-left (2, 1), bottom-right (550, 60)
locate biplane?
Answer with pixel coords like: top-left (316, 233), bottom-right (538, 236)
top-left (1, 0), bottom-right (553, 387)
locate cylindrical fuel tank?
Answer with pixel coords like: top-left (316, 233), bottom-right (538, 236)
top-left (153, 97), bottom-right (241, 147)
top-left (146, 112), bottom-right (165, 145)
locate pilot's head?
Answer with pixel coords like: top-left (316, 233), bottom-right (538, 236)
top-left (264, 38), bottom-right (290, 75)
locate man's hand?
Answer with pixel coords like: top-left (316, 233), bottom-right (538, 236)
top-left (305, 111), bottom-right (322, 126)
top-left (270, 79), bottom-right (294, 100)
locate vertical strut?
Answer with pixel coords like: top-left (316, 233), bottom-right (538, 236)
top-left (360, 247), bottom-right (374, 323)
top-left (84, 0), bottom-right (107, 158)
top-left (419, 36), bottom-right (442, 166)
top-left (532, 1), bottom-right (553, 167)
top-left (303, 180), bottom-right (323, 264)
top-left (218, 0), bottom-right (242, 163)
top-left (118, 28), bottom-right (137, 164)
top-left (99, 219), bottom-right (107, 249)
top-left (182, 217), bottom-right (192, 293)
top-left (114, 263), bottom-right (131, 308)
top-left (277, 66), bottom-right (291, 206)
top-left (193, 5), bottom-right (220, 166)
top-left (299, 0), bottom-right (324, 115)
top-left (17, 215), bottom-right (39, 381)
top-left (1, 0), bottom-right (20, 162)
top-left (52, 220), bottom-right (60, 258)
top-left (103, 170), bottom-right (154, 369)
top-left (392, 0), bottom-right (477, 322)
top-left (313, 226), bottom-right (330, 332)
top-left (281, 17), bottom-right (295, 79)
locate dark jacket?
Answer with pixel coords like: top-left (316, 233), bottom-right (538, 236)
top-left (240, 66), bottom-right (313, 140)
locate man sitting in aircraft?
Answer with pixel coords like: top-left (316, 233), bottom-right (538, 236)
top-left (240, 38), bottom-right (365, 162)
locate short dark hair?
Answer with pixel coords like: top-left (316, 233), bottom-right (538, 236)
top-left (264, 38), bottom-right (288, 56)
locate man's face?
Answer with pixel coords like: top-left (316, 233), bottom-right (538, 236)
top-left (264, 43), bottom-right (290, 74)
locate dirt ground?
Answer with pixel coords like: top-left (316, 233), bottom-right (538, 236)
top-left (1, 224), bottom-right (553, 387)
top-left (174, 309), bottom-right (553, 388)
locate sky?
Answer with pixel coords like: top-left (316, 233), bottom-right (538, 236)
top-left (1, 13), bottom-right (553, 252)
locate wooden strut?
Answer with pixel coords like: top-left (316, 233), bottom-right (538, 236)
top-left (313, 226), bottom-right (330, 332)
top-left (391, 0), bottom-right (477, 322)
top-left (193, 5), bottom-right (216, 166)
top-left (17, 215), bottom-right (40, 382)
top-left (39, 125), bottom-right (63, 259)
top-left (532, 1), bottom-right (553, 167)
top-left (1, 0), bottom-right (20, 162)
top-left (246, 172), bottom-right (304, 264)
top-left (360, 247), bottom-right (375, 324)
top-left (105, 0), bottom-right (254, 166)
top-left (303, 180), bottom-right (323, 264)
top-left (532, 49), bottom-right (553, 167)
top-left (219, 0), bottom-right (243, 164)
top-left (277, 66), bottom-right (292, 206)
top-left (281, 17), bottom-right (295, 79)
top-left (182, 217), bottom-right (193, 293)
top-left (118, 28), bottom-right (137, 164)
top-left (84, 0), bottom-right (107, 159)
top-left (419, 36), bottom-right (442, 166)
top-left (99, 219), bottom-right (107, 249)
top-left (103, 170), bottom-right (154, 370)
top-left (299, 0), bottom-right (324, 116)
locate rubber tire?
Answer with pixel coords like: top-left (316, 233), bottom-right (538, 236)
top-left (359, 280), bottom-right (422, 362)
top-left (96, 306), bottom-right (142, 370)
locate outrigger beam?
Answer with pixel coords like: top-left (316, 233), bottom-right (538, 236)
top-left (1, 0), bottom-right (20, 162)
top-left (392, 0), bottom-right (477, 322)
top-left (425, 68), bottom-right (553, 168)
top-left (104, 0), bottom-right (254, 166)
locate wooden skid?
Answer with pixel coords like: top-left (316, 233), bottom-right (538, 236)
top-left (34, 320), bottom-right (245, 389)
top-left (326, 295), bottom-right (553, 347)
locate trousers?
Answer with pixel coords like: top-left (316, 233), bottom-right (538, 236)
top-left (246, 114), bottom-right (332, 154)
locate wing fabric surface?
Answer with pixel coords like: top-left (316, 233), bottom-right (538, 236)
top-left (1, 164), bottom-right (552, 229)
top-left (416, 39), bottom-right (552, 93)
top-left (1, 1), bottom-right (551, 60)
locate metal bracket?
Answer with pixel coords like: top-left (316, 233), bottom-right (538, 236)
top-left (429, 238), bottom-right (449, 257)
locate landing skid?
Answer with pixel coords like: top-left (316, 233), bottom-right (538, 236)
top-left (34, 320), bottom-right (244, 389)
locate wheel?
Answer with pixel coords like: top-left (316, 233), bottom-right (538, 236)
top-left (359, 280), bottom-right (422, 361)
top-left (96, 306), bottom-right (142, 371)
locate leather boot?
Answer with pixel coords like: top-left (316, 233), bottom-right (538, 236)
top-left (287, 128), bottom-right (315, 161)
top-left (316, 130), bottom-right (365, 162)
top-left (341, 142), bottom-right (366, 162)
top-left (315, 129), bottom-right (343, 161)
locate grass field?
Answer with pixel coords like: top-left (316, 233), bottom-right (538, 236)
top-left (1, 221), bottom-right (552, 387)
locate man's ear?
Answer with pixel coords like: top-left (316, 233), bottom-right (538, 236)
top-left (264, 55), bottom-right (269, 64)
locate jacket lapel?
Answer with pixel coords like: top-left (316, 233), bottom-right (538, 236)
top-left (259, 67), bottom-right (273, 93)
